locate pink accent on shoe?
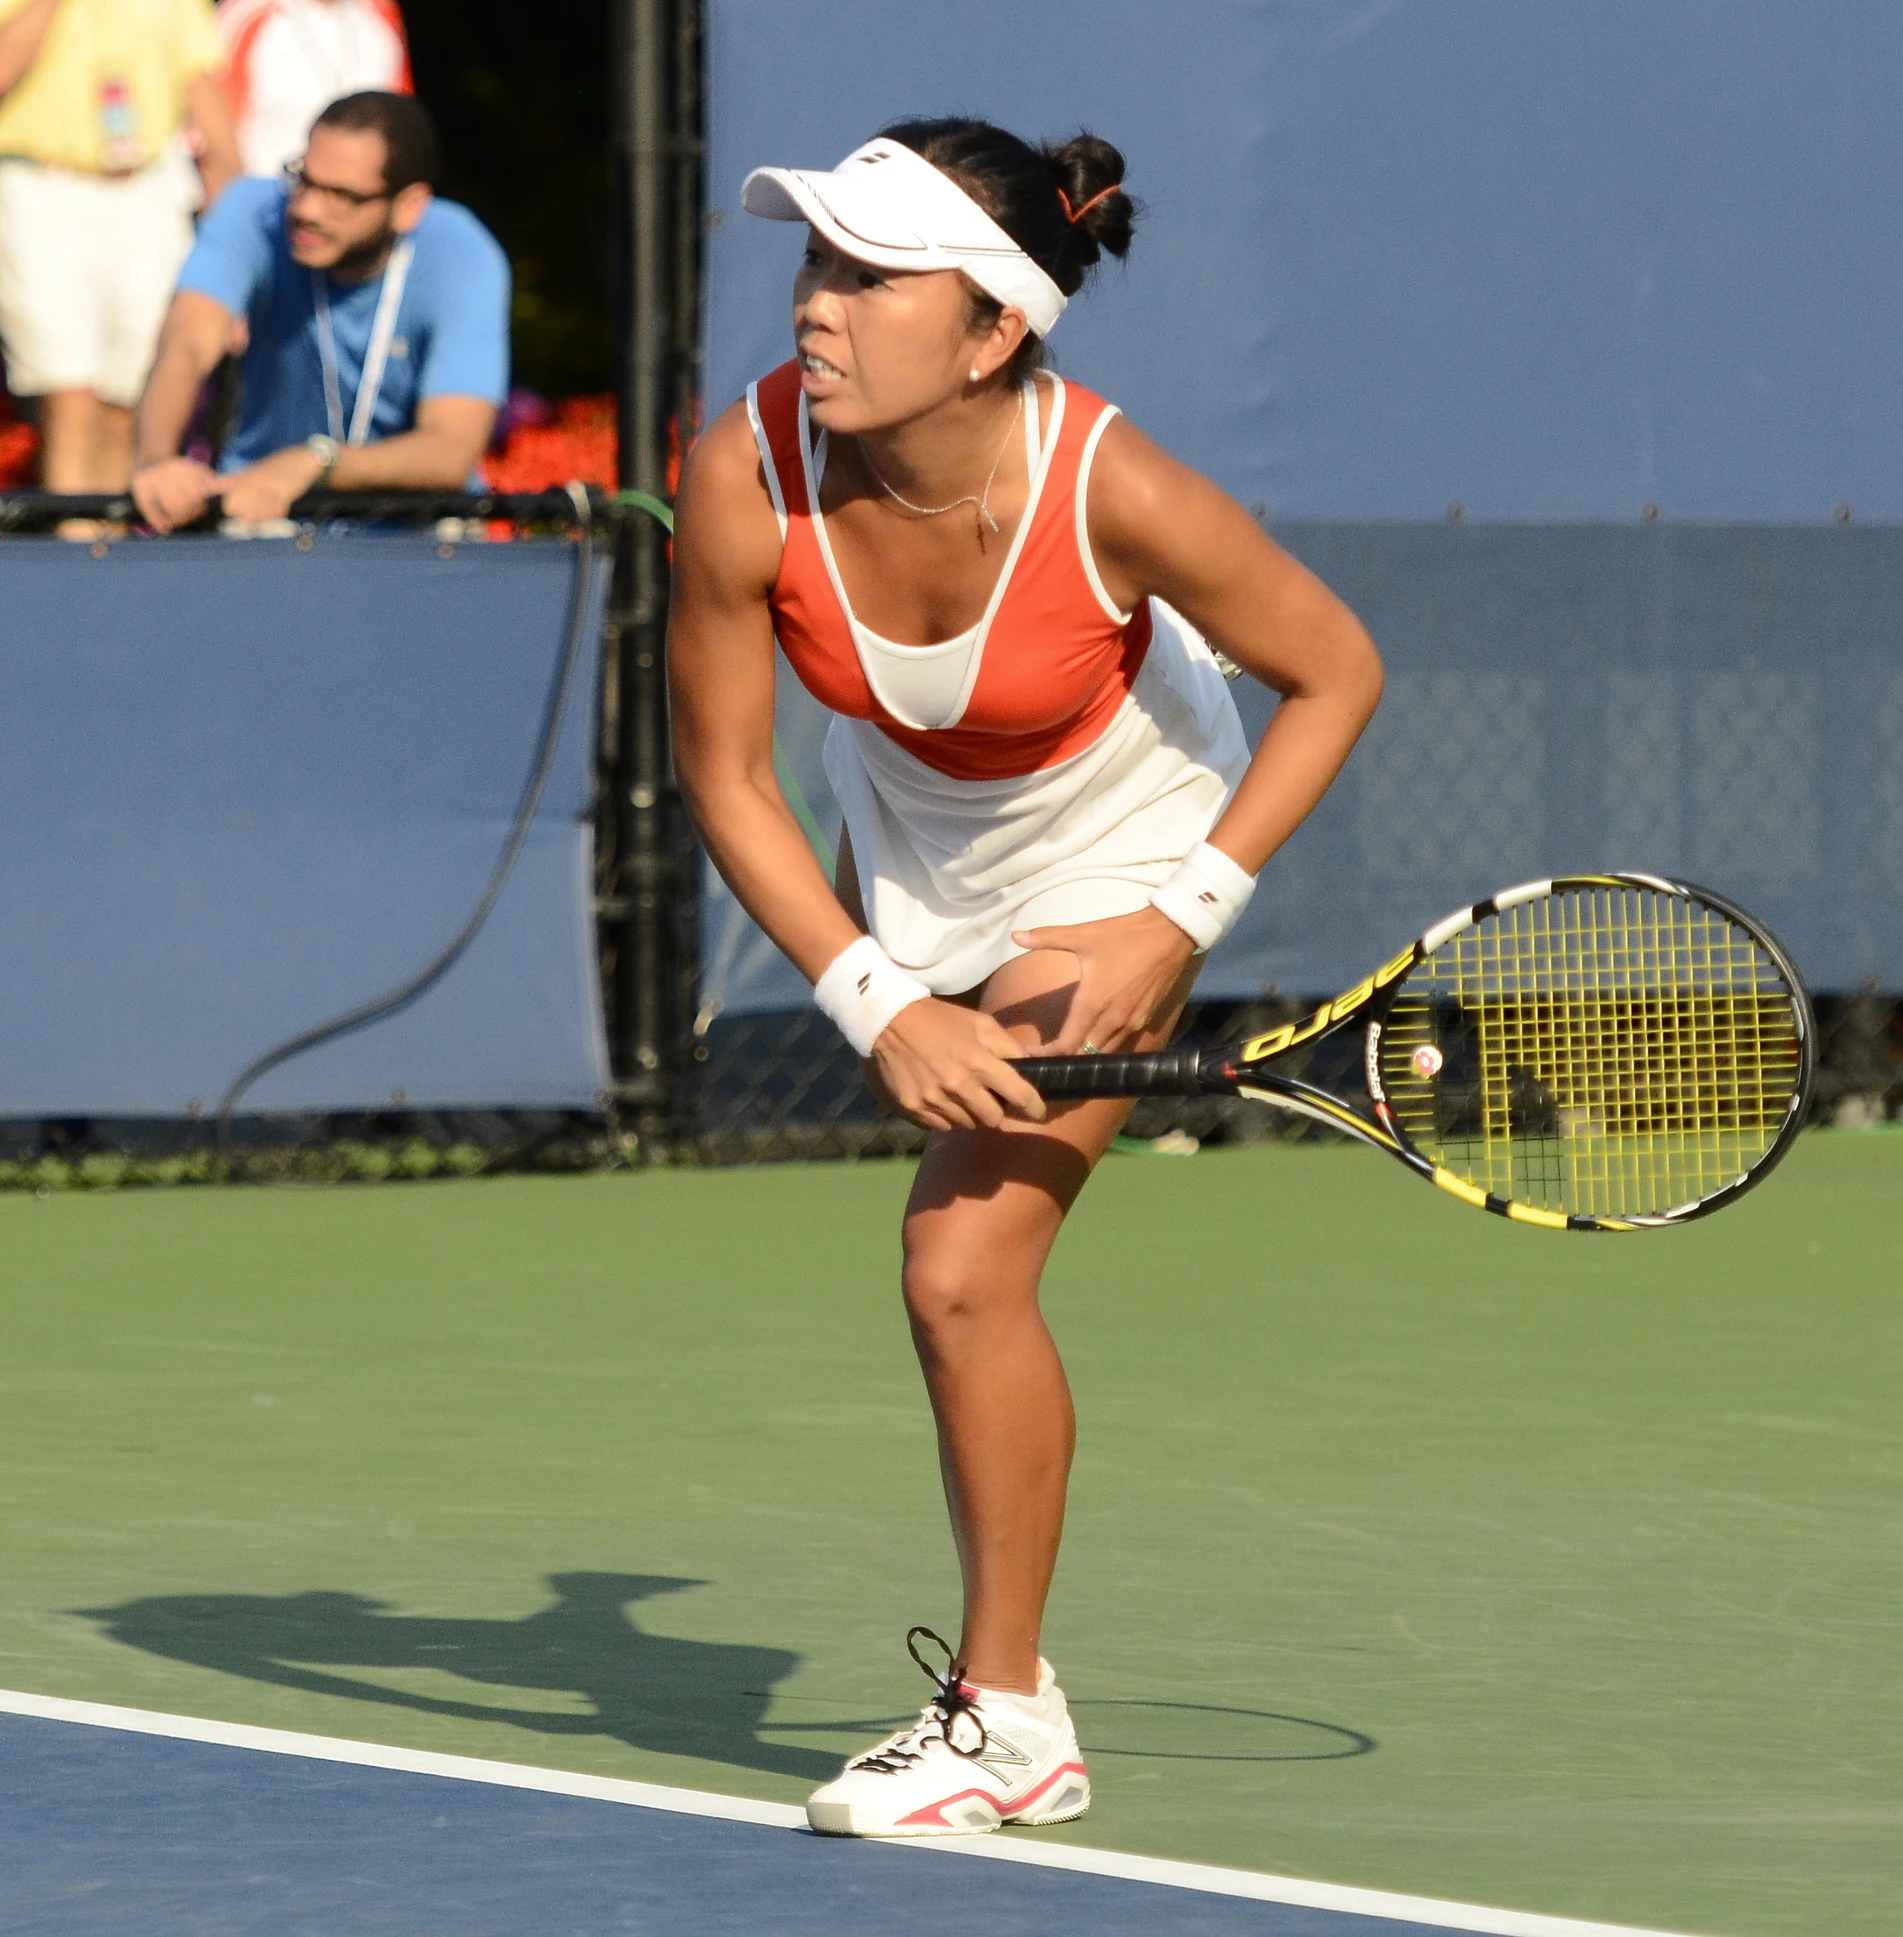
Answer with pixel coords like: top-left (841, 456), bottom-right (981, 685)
top-left (895, 1785), bottom-right (1007, 1828)
top-left (1001, 1761), bottom-right (1090, 1820)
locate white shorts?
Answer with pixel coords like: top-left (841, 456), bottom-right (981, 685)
top-left (0, 158), bottom-right (194, 405)
top-left (825, 601), bottom-right (1253, 995)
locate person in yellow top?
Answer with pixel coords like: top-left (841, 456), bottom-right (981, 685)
top-left (0, 0), bottom-right (238, 495)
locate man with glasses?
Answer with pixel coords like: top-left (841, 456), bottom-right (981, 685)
top-left (130, 89), bottom-right (505, 528)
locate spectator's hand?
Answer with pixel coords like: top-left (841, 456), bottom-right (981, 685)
top-left (131, 457), bottom-right (222, 533)
top-left (217, 445), bottom-right (330, 524)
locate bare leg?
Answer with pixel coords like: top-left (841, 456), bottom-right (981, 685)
top-left (832, 832), bottom-right (1196, 1692)
top-left (902, 1066), bottom-right (1100, 1690)
top-left (899, 942), bottom-right (1195, 1695)
top-left (91, 401), bottom-right (134, 490)
top-left (40, 389), bottom-right (133, 539)
top-left (39, 388), bottom-right (133, 491)
top-left (39, 389), bottom-right (100, 492)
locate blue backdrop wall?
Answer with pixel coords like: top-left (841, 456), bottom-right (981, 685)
top-left (0, 535), bottom-right (609, 1117)
top-left (699, 0), bottom-right (1903, 1011)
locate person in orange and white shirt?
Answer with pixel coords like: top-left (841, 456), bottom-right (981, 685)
top-left (214, 0), bottom-right (409, 180)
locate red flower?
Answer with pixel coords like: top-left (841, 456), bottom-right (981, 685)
top-left (480, 393), bottom-right (616, 493)
top-left (0, 420), bottom-right (39, 490)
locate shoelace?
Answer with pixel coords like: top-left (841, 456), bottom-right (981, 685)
top-left (851, 1626), bottom-right (991, 1772)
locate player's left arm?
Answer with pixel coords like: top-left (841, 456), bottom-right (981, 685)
top-left (1087, 414), bottom-right (1384, 877)
top-left (1011, 417), bottom-right (1383, 1054)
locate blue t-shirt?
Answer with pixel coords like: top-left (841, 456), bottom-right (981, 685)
top-left (177, 178), bottom-right (511, 471)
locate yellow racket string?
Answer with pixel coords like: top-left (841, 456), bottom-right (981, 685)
top-left (1379, 887), bottom-right (1803, 1218)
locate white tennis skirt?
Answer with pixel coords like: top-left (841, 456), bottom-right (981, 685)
top-left (823, 601), bottom-right (1252, 995)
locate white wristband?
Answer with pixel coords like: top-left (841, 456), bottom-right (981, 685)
top-left (813, 936), bottom-right (932, 1057)
top-left (1148, 840), bottom-right (1257, 952)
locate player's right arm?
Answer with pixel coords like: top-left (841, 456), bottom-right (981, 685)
top-left (668, 403), bottom-right (860, 981)
top-left (667, 403), bottom-right (1041, 1130)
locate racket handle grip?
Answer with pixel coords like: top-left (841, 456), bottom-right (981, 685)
top-left (1014, 1045), bottom-right (1219, 1099)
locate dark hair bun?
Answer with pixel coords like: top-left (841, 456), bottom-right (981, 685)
top-left (1041, 133), bottom-right (1135, 268)
top-left (876, 115), bottom-right (1140, 310)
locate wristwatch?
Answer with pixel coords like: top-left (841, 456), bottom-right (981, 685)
top-left (304, 434), bottom-right (340, 483)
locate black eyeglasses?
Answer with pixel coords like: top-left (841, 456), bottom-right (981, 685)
top-left (282, 159), bottom-right (391, 211)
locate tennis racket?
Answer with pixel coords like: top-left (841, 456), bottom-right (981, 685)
top-left (1015, 874), bottom-right (1814, 1231)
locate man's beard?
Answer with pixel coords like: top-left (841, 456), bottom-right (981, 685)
top-left (326, 222), bottom-right (401, 283)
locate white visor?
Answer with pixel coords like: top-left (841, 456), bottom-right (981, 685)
top-left (741, 137), bottom-right (1068, 339)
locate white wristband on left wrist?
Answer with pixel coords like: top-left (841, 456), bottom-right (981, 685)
top-left (1149, 840), bottom-right (1257, 952)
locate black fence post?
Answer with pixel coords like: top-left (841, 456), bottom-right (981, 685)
top-left (668, 0), bottom-right (705, 1130)
top-left (607, 0), bottom-right (702, 1150)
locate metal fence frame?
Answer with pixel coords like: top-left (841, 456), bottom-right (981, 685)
top-left (605, 0), bottom-right (704, 1149)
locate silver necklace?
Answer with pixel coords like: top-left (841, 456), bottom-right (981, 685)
top-left (857, 388), bottom-right (1023, 534)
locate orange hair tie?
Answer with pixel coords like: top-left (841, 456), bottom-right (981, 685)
top-left (1056, 181), bottom-right (1121, 226)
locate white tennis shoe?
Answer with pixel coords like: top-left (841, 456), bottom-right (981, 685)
top-left (806, 1628), bottom-right (1091, 1838)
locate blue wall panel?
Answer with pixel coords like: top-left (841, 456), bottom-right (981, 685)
top-left (0, 536), bottom-right (609, 1116)
top-left (705, 0), bottom-right (1903, 522)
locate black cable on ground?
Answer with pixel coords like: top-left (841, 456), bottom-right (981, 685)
top-left (213, 480), bottom-right (601, 1171)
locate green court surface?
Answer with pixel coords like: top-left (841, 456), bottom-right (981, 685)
top-left (1, 1136), bottom-right (1897, 1935)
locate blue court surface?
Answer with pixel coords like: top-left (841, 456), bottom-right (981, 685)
top-left (0, 1695), bottom-right (1691, 1937)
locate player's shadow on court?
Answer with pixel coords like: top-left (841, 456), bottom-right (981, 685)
top-left (74, 1571), bottom-right (838, 1782)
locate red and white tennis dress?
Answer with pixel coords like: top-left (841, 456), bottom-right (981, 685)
top-left (747, 360), bottom-right (1249, 993)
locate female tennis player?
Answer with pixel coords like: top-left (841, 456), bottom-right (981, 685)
top-left (669, 118), bottom-right (1381, 1838)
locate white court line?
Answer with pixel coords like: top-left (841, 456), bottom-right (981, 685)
top-left (0, 1688), bottom-right (1703, 1937)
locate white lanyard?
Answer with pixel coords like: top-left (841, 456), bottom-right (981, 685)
top-left (312, 235), bottom-right (414, 445)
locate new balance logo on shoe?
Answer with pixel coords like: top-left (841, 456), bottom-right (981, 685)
top-left (966, 1727), bottom-right (1034, 1784)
